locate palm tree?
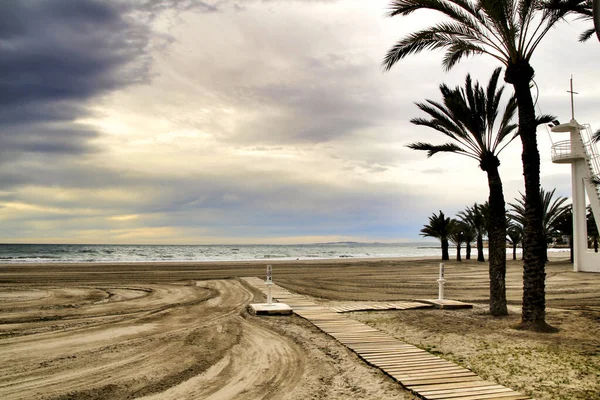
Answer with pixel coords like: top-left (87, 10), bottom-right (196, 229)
top-left (458, 203), bottom-right (487, 262)
top-left (462, 222), bottom-right (477, 260)
top-left (507, 222), bottom-right (524, 260)
top-left (408, 68), bottom-right (515, 316)
top-left (509, 188), bottom-right (570, 260)
top-left (420, 211), bottom-right (453, 260)
top-left (587, 206), bottom-right (599, 251)
top-left (448, 220), bottom-right (468, 261)
top-left (382, 0), bottom-right (577, 329)
top-left (554, 205), bottom-right (574, 262)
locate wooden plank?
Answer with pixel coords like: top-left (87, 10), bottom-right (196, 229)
top-left (383, 365), bottom-right (468, 375)
top-left (355, 348), bottom-right (426, 354)
top-left (358, 353), bottom-right (436, 362)
top-left (363, 354), bottom-right (443, 362)
top-left (356, 346), bottom-right (419, 354)
top-left (331, 334), bottom-right (391, 338)
top-left (359, 352), bottom-right (427, 359)
top-left (420, 383), bottom-right (507, 393)
top-left (425, 387), bottom-right (514, 399)
top-left (333, 335), bottom-right (395, 340)
top-left (402, 375), bottom-right (482, 386)
top-left (392, 371), bottom-right (477, 381)
top-left (444, 395), bottom-right (529, 400)
top-left (348, 346), bottom-right (424, 353)
top-left (349, 343), bottom-right (423, 350)
top-left (410, 380), bottom-right (499, 392)
top-left (363, 357), bottom-right (440, 365)
top-left (355, 352), bottom-right (433, 360)
top-left (374, 361), bottom-right (456, 370)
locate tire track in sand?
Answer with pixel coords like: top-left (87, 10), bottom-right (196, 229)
top-left (0, 279), bottom-right (306, 400)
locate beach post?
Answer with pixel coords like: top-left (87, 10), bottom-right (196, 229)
top-left (437, 263), bottom-right (446, 300)
top-left (266, 264), bottom-right (273, 305)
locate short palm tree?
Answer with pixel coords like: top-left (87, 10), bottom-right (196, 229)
top-left (382, 0), bottom-right (578, 329)
top-left (509, 188), bottom-right (570, 259)
top-left (507, 222), bottom-right (524, 260)
top-left (462, 222), bottom-right (477, 260)
top-left (587, 206), bottom-right (599, 252)
top-left (458, 203), bottom-right (488, 262)
top-left (421, 211), bottom-right (453, 260)
top-left (408, 68), bottom-right (515, 316)
top-left (449, 220), bottom-right (470, 261)
top-left (554, 206), bottom-right (573, 262)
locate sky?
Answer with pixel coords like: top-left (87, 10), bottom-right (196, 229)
top-left (1, 0), bottom-right (599, 245)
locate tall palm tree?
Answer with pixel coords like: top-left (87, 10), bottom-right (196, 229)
top-left (382, 0), bottom-right (575, 330)
top-left (458, 203), bottom-right (487, 262)
top-left (420, 211), bottom-right (453, 260)
top-left (408, 68), bottom-right (515, 316)
top-left (507, 222), bottom-right (524, 260)
top-left (509, 188), bottom-right (570, 260)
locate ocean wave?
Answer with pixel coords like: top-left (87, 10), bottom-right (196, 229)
top-left (0, 242), bottom-right (446, 263)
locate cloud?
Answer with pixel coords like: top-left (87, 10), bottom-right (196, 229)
top-left (0, 0), bottom-right (154, 165)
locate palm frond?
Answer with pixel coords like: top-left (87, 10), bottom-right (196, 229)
top-left (579, 27), bottom-right (597, 41)
top-left (407, 141), bottom-right (470, 158)
top-left (420, 210), bottom-right (453, 239)
top-left (535, 113), bottom-right (556, 126)
top-left (409, 67), bottom-right (517, 167)
top-left (383, 23), bottom-right (507, 72)
top-left (509, 187), bottom-right (570, 237)
top-left (525, 0), bottom-right (590, 58)
top-left (383, 30), bottom-right (455, 71)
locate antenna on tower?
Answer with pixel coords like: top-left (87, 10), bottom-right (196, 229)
top-left (567, 75), bottom-right (578, 120)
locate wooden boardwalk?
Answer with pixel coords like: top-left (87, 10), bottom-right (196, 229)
top-left (242, 277), bottom-right (531, 400)
top-left (330, 301), bottom-right (433, 313)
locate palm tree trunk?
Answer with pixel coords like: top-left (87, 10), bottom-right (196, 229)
top-left (569, 235), bottom-right (574, 263)
top-left (486, 164), bottom-right (508, 316)
top-left (594, 0), bottom-right (600, 41)
top-left (513, 244), bottom-right (517, 261)
top-left (477, 234), bottom-right (485, 262)
top-left (507, 65), bottom-right (551, 330)
top-left (466, 242), bottom-right (471, 260)
top-left (442, 239), bottom-right (449, 260)
top-left (456, 243), bottom-right (462, 261)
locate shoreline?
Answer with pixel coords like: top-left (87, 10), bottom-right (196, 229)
top-left (0, 250), bottom-right (571, 267)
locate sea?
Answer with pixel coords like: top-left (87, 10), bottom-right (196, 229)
top-left (0, 242), bottom-right (460, 264)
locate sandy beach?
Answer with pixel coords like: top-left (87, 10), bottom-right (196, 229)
top-left (0, 255), bottom-right (598, 400)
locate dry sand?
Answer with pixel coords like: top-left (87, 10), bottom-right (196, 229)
top-left (0, 255), bottom-right (598, 399)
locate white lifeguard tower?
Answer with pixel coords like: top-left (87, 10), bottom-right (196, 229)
top-left (550, 79), bottom-right (600, 272)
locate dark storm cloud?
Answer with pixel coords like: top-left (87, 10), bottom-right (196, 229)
top-left (0, 0), bottom-right (151, 107)
top-left (0, 0), bottom-right (153, 162)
